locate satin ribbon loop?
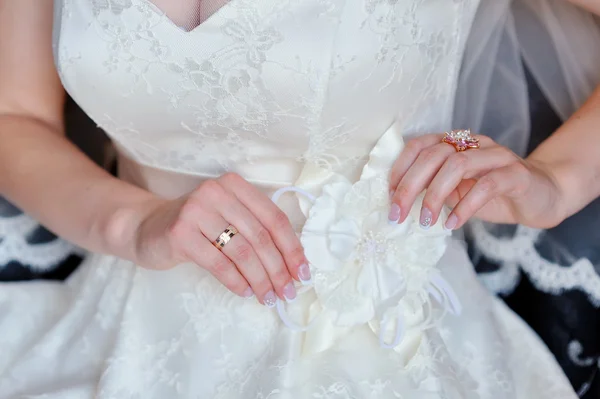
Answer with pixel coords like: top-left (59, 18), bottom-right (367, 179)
top-left (271, 186), bottom-right (317, 205)
top-left (378, 310), bottom-right (406, 349)
top-left (275, 286), bottom-right (320, 332)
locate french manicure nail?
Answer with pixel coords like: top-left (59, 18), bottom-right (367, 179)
top-left (264, 290), bottom-right (277, 308)
top-left (388, 203), bottom-right (401, 224)
top-left (420, 207), bottom-right (432, 230)
top-left (445, 214), bottom-right (458, 231)
top-left (242, 287), bottom-right (254, 298)
top-left (283, 282), bottom-right (297, 303)
top-left (298, 263), bottom-right (312, 285)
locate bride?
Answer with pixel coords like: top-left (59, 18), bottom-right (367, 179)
top-left (0, 0), bottom-right (599, 397)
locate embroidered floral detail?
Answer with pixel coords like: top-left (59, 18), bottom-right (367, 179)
top-left (92, 0), bottom-right (133, 15)
top-left (221, 17), bottom-right (284, 67)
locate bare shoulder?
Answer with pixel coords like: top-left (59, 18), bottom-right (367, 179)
top-left (0, 0), bottom-right (65, 131)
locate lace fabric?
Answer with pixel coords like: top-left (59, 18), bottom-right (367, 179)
top-left (0, 0), bottom-right (587, 398)
top-left (456, 0), bottom-right (600, 301)
top-left (455, 1), bottom-right (600, 395)
top-left (55, 0), bottom-right (470, 184)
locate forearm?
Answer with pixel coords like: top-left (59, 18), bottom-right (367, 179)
top-left (567, 0), bottom-right (600, 15)
top-left (527, 85), bottom-right (600, 221)
top-left (0, 114), bottom-right (163, 262)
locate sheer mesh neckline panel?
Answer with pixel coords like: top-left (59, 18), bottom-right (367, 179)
top-left (148, 0), bottom-right (231, 31)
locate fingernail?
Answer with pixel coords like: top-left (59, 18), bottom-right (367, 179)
top-left (420, 207), bottom-right (432, 230)
top-left (263, 290), bottom-right (277, 308)
top-left (283, 282), bottom-right (297, 303)
top-left (298, 263), bottom-right (312, 285)
top-left (242, 287), bottom-right (254, 298)
top-left (389, 189), bottom-right (395, 200)
top-left (388, 203), bottom-right (401, 224)
top-left (445, 214), bottom-right (458, 231)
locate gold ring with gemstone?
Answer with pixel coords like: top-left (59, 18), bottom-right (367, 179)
top-left (442, 129), bottom-right (480, 152)
top-left (214, 225), bottom-right (238, 250)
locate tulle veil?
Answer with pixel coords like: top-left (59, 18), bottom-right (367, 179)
top-left (457, 0), bottom-right (600, 309)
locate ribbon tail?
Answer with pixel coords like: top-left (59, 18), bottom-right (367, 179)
top-left (428, 272), bottom-right (462, 316)
top-left (271, 186), bottom-right (316, 205)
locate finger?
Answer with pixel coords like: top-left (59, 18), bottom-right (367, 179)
top-left (198, 211), bottom-right (278, 307)
top-left (390, 142), bottom-right (455, 225)
top-left (422, 147), bottom-right (518, 226)
top-left (389, 134), bottom-right (443, 190)
top-left (219, 173), bottom-right (309, 284)
top-left (213, 189), bottom-right (297, 303)
top-left (444, 179), bottom-right (476, 209)
top-left (443, 164), bottom-right (528, 230)
top-left (390, 133), bottom-right (496, 192)
top-left (175, 224), bottom-right (253, 298)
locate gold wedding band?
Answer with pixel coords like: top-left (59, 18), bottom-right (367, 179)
top-left (213, 225), bottom-right (238, 250)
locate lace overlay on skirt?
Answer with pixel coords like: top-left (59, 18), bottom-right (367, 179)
top-left (0, 0), bottom-right (579, 398)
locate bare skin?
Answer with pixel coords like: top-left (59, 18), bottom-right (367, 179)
top-left (0, 0), bottom-right (308, 306)
top-left (389, 1), bottom-right (600, 231)
top-left (0, 0), bottom-right (597, 304)
top-left (389, 84), bottom-right (600, 232)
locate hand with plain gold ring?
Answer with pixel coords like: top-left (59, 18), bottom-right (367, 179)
top-left (132, 173), bottom-right (311, 308)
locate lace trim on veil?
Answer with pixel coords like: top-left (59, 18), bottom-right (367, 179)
top-left (470, 220), bottom-right (600, 306)
top-left (457, 0), bottom-right (600, 305)
top-left (0, 214), bottom-right (83, 271)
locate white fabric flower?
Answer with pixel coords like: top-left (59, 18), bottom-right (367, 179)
top-left (300, 174), bottom-right (450, 328)
top-left (272, 123), bottom-right (461, 349)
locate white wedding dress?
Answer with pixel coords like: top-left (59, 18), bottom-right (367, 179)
top-left (0, 0), bottom-right (579, 398)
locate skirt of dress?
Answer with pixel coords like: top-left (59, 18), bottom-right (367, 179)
top-left (0, 239), bottom-right (577, 399)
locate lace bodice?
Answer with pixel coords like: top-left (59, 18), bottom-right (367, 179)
top-left (54, 0), bottom-right (479, 193)
top-left (0, 2), bottom-right (584, 398)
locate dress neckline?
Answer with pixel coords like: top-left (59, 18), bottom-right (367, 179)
top-left (143, 0), bottom-right (233, 33)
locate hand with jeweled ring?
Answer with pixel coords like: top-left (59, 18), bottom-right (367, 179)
top-left (441, 129), bottom-right (480, 152)
top-left (132, 173), bottom-right (311, 308)
top-left (387, 130), bottom-right (566, 231)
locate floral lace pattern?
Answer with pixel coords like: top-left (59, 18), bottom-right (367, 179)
top-left (56, 0), bottom-right (466, 180)
top-left (0, 0), bottom-right (579, 398)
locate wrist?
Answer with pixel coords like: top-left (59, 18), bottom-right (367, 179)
top-left (102, 195), bottom-right (168, 263)
top-left (524, 157), bottom-right (570, 228)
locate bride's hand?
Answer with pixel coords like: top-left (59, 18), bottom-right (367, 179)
top-left (133, 173), bottom-right (309, 306)
top-left (388, 133), bottom-right (565, 230)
